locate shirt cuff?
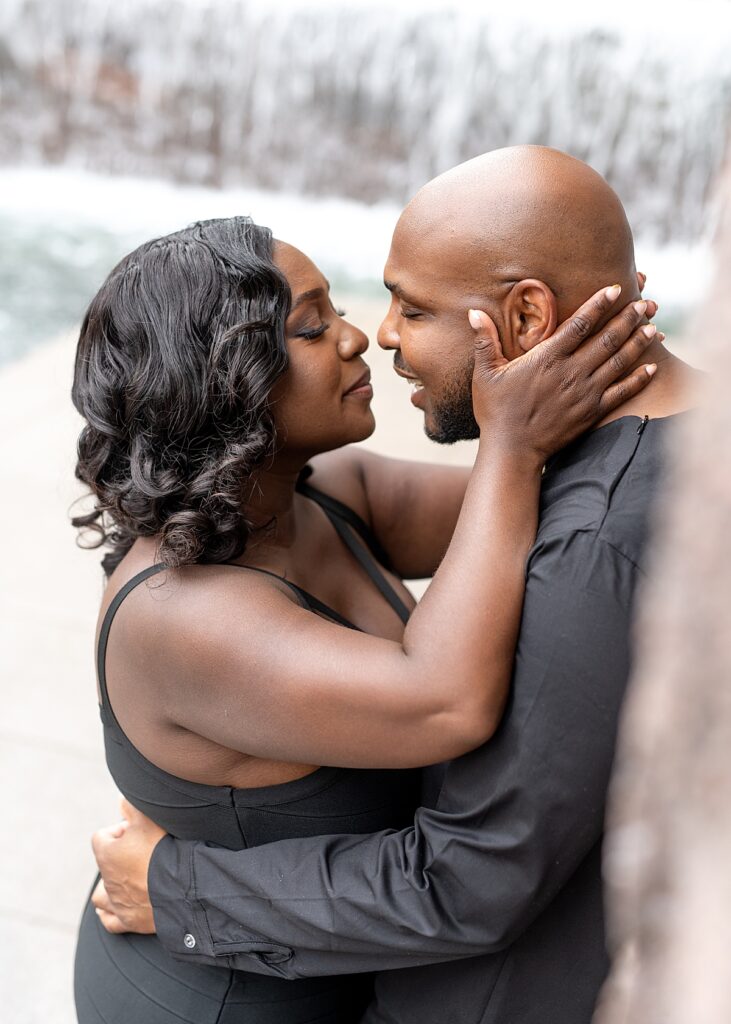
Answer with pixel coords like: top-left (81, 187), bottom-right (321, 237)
top-left (148, 835), bottom-right (216, 962)
top-left (148, 835), bottom-right (294, 972)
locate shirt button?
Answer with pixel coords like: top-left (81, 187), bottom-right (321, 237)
top-left (183, 933), bottom-right (196, 949)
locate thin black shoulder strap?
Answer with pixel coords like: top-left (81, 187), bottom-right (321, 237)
top-left (297, 477), bottom-right (411, 625)
top-left (296, 474), bottom-right (393, 571)
top-left (323, 512), bottom-right (411, 624)
top-left (97, 563), bottom-right (168, 709)
top-left (231, 564), bottom-right (360, 631)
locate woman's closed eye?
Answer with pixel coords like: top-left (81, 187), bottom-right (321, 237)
top-left (295, 304), bottom-right (347, 340)
top-left (295, 321), bottom-right (329, 340)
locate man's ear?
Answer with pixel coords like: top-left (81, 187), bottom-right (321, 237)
top-left (507, 279), bottom-right (558, 353)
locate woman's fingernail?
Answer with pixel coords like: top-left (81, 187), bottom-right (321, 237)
top-left (642, 323), bottom-right (657, 339)
top-left (634, 300), bottom-right (648, 315)
top-left (468, 309), bottom-right (482, 330)
top-left (657, 332), bottom-right (666, 343)
top-left (605, 284), bottom-right (622, 301)
top-left (645, 363), bottom-right (657, 376)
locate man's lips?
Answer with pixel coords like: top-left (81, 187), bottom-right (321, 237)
top-left (394, 366), bottom-right (424, 387)
top-left (393, 366), bottom-right (421, 382)
top-left (393, 365), bottom-right (427, 408)
top-left (343, 369), bottom-right (372, 397)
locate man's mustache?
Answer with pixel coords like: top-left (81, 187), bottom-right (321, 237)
top-left (393, 354), bottom-right (414, 375)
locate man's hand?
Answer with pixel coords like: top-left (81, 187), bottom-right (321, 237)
top-left (91, 798), bottom-right (166, 934)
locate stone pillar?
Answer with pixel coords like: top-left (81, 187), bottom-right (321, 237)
top-left (597, 162), bottom-right (731, 1023)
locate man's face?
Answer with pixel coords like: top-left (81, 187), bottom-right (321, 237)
top-left (377, 216), bottom-right (495, 444)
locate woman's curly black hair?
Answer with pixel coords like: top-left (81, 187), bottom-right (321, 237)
top-left (71, 216), bottom-right (291, 576)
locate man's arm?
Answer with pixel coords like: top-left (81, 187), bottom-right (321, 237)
top-left (147, 530), bottom-right (640, 978)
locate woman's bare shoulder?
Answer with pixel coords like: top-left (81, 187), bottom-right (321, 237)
top-left (100, 549), bottom-right (301, 677)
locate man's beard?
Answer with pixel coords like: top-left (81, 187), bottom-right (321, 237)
top-left (425, 361), bottom-right (479, 444)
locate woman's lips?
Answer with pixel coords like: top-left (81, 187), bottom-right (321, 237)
top-left (343, 370), bottom-right (373, 399)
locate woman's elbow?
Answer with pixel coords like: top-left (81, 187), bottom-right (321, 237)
top-left (432, 695), bottom-right (504, 759)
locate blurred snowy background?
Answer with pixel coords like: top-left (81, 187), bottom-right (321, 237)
top-left (1, 0), bottom-right (729, 363)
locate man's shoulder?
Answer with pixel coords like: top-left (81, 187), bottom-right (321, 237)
top-left (534, 413), bottom-right (676, 578)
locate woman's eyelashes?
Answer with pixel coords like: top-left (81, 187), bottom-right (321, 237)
top-left (295, 322), bottom-right (328, 340)
top-left (294, 303), bottom-right (347, 340)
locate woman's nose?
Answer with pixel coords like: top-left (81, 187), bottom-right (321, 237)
top-left (338, 324), bottom-right (369, 358)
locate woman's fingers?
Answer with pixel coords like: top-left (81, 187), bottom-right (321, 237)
top-left (468, 309), bottom-right (508, 426)
top-left (468, 308), bottom-right (505, 370)
top-left (546, 284), bottom-right (623, 356)
top-left (578, 299), bottom-right (657, 376)
top-left (590, 325), bottom-right (664, 390)
top-left (597, 362), bottom-right (657, 419)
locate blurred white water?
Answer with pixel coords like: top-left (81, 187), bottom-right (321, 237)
top-left (1, 0), bottom-right (729, 241)
top-left (0, 166), bottom-right (714, 364)
top-left (0, 0), bottom-right (726, 361)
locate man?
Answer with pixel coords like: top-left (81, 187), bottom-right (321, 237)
top-left (92, 146), bottom-right (695, 1022)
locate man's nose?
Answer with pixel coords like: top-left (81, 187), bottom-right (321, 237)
top-left (377, 313), bottom-right (400, 351)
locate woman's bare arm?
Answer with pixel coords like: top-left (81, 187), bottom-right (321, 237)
top-left (306, 450), bottom-right (472, 580)
top-left (131, 290), bottom-right (657, 770)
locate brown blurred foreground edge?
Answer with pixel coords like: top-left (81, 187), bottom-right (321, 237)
top-left (597, 165), bottom-right (731, 1021)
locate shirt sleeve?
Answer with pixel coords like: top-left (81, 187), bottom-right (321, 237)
top-left (148, 530), bottom-right (640, 978)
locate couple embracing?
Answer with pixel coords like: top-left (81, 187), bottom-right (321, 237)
top-left (74, 146), bottom-right (695, 1024)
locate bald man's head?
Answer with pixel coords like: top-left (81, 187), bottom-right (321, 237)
top-left (402, 146), bottom-right (636, 313)
top-left (378, 146), bottom-right (639, 443)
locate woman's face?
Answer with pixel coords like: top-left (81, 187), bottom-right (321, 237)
top-left (270, 241), bottom-right (375, 457)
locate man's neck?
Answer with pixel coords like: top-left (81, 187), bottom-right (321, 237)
top-left (595, 343), bottom-right (701, 429)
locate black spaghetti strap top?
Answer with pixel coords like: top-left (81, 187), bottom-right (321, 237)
top-left (75, 478), bottom-right (420, 1024)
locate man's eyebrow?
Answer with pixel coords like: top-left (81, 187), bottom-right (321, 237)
top-left (384, 280), bottom-right (426, 307)
top-left (291, 285), bottom-right (328, 310)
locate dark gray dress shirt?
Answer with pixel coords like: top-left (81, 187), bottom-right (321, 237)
top-left (148, 414), bottom-right (675, 1024)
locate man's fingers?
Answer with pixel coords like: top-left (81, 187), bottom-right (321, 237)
top-left (108, 819), bottom-right (129, 840)
top-left (91, 827), bottom-right (114, 862)
top-left (548, 284), bottom-right (623, 356)
top-left (637, 270), bottom-right (647, 293)
top-left (120, 797), bottom-right (144, 825)
top-left (91, 879), bottom-right (114, 914)
top-left (598, 363), bottom-right (657, 418)
top-left (95, 907), bottom-right (130, 934)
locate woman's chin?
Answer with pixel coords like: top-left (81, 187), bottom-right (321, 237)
top-left (351, 409), bottom-right (377, 442)
top-left (342, 408), bottom-right (377, 446)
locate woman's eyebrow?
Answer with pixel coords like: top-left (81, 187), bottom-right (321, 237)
top-left (291, 286), bottom-right (326, 310)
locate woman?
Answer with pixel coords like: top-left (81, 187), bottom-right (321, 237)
top-left (72, 216), bottom-right (655, 1023)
